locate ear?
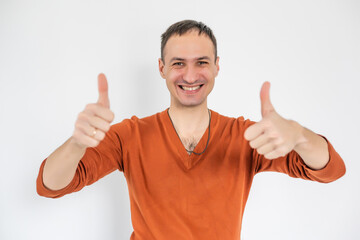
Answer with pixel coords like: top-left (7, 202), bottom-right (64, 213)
top-left (158, 58), bottom-right (166, 79)
top-left (215, 56), bottom-right (220, 77)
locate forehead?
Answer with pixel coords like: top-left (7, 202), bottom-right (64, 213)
top-left (163, 31), bottom-right (215, 62)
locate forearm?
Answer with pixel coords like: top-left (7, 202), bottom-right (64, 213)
top-left (292, 121), bottom-right (329, 170)
top-left (43, 137), bottom-right (87, 190)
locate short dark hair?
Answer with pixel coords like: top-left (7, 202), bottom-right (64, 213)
top-left (161, 20), bottom-right (217, 63)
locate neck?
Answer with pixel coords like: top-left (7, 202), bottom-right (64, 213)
top-left (168, 101), bottom-right (210, 137)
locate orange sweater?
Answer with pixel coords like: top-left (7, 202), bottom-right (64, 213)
top-left (37, 109), bottom-right (346, 240)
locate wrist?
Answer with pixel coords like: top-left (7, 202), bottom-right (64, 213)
top-left (290, 120), bottom-right (308, 152)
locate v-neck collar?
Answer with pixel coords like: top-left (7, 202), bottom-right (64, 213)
top-left (161, 108), bottom-right (218, 170)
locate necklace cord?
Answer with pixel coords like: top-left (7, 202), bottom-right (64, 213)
top-left (167, 109), bottom-right (211, 155)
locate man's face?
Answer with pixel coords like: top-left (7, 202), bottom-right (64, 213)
top-left (159, 30), bottom-right (219, 108)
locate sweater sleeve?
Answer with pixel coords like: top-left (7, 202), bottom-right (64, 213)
top-left (36, 123), bottom-right (125, 198)
top-left (241, 119), bottom-right (347, 183)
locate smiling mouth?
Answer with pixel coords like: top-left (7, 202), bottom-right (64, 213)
top-left (179, 84), bottom-right (204, 91)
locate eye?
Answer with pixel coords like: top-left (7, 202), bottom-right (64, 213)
top-left (198, 61), bottom-right (208, 65)
top-left (173, 62), bottom-right (184, 66)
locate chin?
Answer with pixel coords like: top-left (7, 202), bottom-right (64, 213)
top-left (177, 98), bottom-right (206, 108)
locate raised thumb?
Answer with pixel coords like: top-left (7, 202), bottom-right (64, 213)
top-left (260, 81), bottom-right (274, 117)
top-left (97, 73), bottom-right (110, 108)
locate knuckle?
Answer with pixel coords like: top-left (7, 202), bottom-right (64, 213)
top-left (85, 104), bottom-right (97, 114)
top-left (73, 130), bottom-right (83, 139)
top-left (98, 132), bottom-right (106, 141)
top-left (90, 140), bottom-right (99, 148)
top-left (85, 103), bottom-right (92, 110)
top-left (104, 110), bottom-right (114, 122)
top-left (78, 112), bottom-right (88, 121)
top-left (275, 148), bottom-right (284, 157)
top-left (74, 121), bottom-right (83, 129)
top-left (86, 103), bottom-right (95, 109)
top-left (249, 141), bottom-right (257, 149)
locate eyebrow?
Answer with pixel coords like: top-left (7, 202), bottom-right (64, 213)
top-left (169, 56), bottom-right (211, 63)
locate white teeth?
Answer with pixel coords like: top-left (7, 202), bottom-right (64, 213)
top-left (182, 86), bottom-right (201, 91)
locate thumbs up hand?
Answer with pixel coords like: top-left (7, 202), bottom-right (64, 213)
top-left (72, 73), bottom-right (115, 149)
top-left (244, 82), bottom-right (304, 160)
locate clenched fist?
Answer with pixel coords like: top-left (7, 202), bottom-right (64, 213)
top-left (72, 73), bottom-right (115, 148)
top-left (244, 82), bottom-right (304, 160)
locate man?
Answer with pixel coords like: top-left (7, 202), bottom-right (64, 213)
top-left (37, 20), bottom-right (346, 240)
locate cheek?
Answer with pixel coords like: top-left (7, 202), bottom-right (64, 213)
top-left (200, 69), bottom-right (214, 81)
top-left (167, 70), bottom-right (184, 83)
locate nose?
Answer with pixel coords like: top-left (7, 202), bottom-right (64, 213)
top-left (183, 65), bottom-right (199, 84)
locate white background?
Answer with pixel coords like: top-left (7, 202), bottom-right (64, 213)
top-left (1, 0), bottom-right (359, 239)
